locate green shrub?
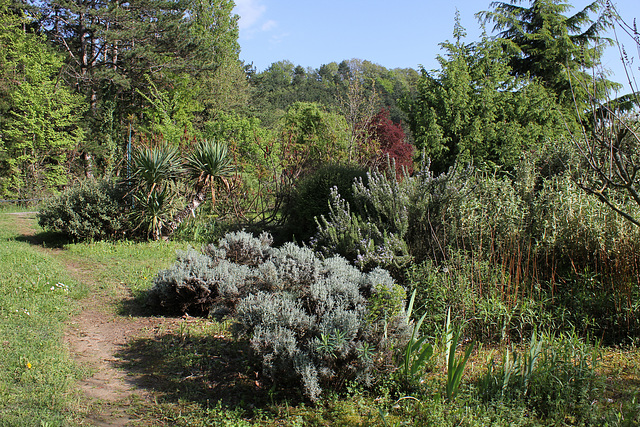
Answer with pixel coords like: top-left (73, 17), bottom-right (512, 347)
top-left (405, 252), bottom-right (552, 342)
top-left (37, 178), bottom-right (129, 241)
top-left (149, 230), bottom-right (411, 401)
top-left (314, 186), bottom-right (412, 277)
top-left (284, 163), bottom-right (367, 242)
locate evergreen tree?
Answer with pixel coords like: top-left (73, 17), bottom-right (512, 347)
top-left (477, 0), bottom-right (616, 108)
top-left (403, 17), bottom-right (568, 172)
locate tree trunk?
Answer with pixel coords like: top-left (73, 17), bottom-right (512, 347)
top-left (83, 152), bottom-right (94, 178)
top-left (163, 190), bottom-right (207, 236)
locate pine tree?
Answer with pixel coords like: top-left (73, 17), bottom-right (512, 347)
top-left (34, 0), bottom-right (246, 174)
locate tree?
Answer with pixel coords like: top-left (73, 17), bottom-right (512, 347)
top-left (366, 109), bottom-right (414, 176)
top-left (278, 102), bottom-right (349, 180)
top-left (0, 0), bottom-right (85, 198)
top-left (477, 0), bottom-right (616, 108)
top-left (569, 2), bottom-right (640, 227)
top-left (403, 16), bottom-right (568, 173)
top-left (33, 0), bottom-right (246, 174)
top-left (338, 67), bottom-right (380, 163)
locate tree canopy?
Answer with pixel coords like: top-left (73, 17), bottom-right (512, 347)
top-left (477, 0), bottom-right (616, 107)
top-left (403, 17), bottom-right (568, 172)
top-left (0, 0), bottom-right (85, 198)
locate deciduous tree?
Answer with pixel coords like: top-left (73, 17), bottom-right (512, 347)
top-left (0, 0), bottom-right (84, 198)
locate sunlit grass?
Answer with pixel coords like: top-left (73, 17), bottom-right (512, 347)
top-left (0, 213), bottom-right (87, 425)
top-left (64, 239), bottom-right (188, 289)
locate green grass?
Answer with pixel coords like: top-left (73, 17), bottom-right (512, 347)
top-left (60, 238), bottom-right (190, 315)
top-left (0, 213), bottom-right (87, 426)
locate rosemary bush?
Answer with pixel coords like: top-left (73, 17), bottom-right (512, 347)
top-left (313, 160), bottom-right (473, 276)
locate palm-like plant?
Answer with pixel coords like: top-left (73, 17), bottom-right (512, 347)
top-left (164, 139), bottom-right (234, 235)
top-left (129, 145), bottom-right (183, 195)
top-left (128, 144), bottom-right (183, 239)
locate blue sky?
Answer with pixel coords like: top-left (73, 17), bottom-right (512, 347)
top-left (232, 0), bottom-right (639, 88)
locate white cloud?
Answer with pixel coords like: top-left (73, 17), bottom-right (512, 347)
top-left (261, 20), bottom-right (277, 31)
top-left (233, 0), bottom-right (267, 31)
top-left (269, 32), bottom-right (289, 46)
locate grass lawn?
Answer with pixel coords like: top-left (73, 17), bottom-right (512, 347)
top-left (0, 211), bottom-right (87, 425)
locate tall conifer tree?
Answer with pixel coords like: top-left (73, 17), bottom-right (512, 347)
top-left (477, 0), bottom-right (616, 108)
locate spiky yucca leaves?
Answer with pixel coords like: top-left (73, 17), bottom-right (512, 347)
top-left (165, 140), bottom-right (234, 235)
top-left (131, 186), bottom-right (171, 240)
top-left (129, 145), bottom-right (183, 195)
top-left (185, 139), bottom-right (234, 200)
top-left (128, 144), bottom-right (183, 239)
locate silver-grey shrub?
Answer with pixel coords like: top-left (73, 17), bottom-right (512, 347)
top-left (148, 230), bottom-right (270, 315)
top-left (149, 230), bottom-right (411, 400)
top-left (236, 253), bottom-right (410, 401)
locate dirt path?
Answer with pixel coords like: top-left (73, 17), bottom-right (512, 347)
top-left (9, 212), bottom-right (172, 426)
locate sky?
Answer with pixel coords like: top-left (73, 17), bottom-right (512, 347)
top-left (232, 0), bottom-right (639, 88)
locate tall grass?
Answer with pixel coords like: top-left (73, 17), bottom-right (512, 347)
top-left (0, 213), bottom-right (87, 425)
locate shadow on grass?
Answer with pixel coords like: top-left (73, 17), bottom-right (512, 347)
top-left (116, 292), bottom-right (156, 318)
top-left (14, 230), bottom-right (71, 248)
top-left (114, 328), bottom-right (305, 414)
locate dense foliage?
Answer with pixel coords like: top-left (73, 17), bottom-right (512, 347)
top-left (284, 163), bottom-right (368, 242)
top-left (318, 148), bottom-right (640, 343)
top-left (0, 0), bottom-right (85, 199)
top-left (403, 17), bottom-right (571, 173)
top-left (37, 178), bottom-right (129, 241)
top-left (5, 0), bottom-right (640, 421)
top-left (149, 230), bottom-right (411, 400)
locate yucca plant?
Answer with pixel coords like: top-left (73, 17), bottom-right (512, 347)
top-left (165, 139), bottom-right (234, 235)
top-left (128, 144), bottom-right (183, 239)
top-left (129, 144), bottom-right (183, 195)
top-left (131, 186), bottom-right (170, 240)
